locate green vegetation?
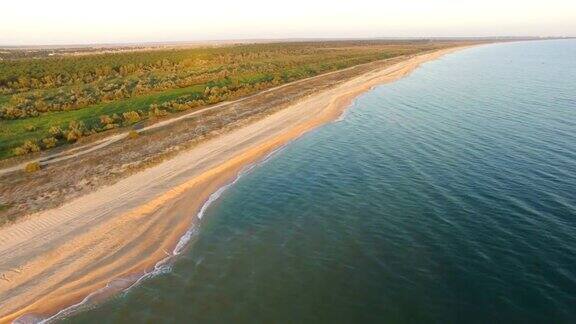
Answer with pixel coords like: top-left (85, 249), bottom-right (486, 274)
top-left (0, 41), bottom-right (447, 159)
top-left (128, 130), bottom-right (139, 139)
top-left (24, 161), bottom-right (41, 173)
top-left (24, 162), bottom-right (40, 173)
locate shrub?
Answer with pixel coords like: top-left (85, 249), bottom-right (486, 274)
top-left (0, 203), bottom-right (11, 211)
top-left (68, 120), bottom-right (85, 131)
top-left (14, 140), bottom-right (41, 155)
top-left (122, 111), bottom-right (141, 124)
top-left (13, 147), bottom-right (28, 156)
top-left (66, 120), bottom-right (86, 142)
top-left (42, 137), bottom-right (58, 149)
top-left (66, 130), bottom-right (81, 142)
top-left (149, 104), bottom-right (168, 117)
top-left (128, 130), bottom-right (139, 139)
top-left (103, 123), bottom-right (119, 130)
top-left (49, 125), bottom-right (63, 138)
top-left (24, 161), bottom-right (41, 173)
top-left (99, 114), bottom-right (114, 125)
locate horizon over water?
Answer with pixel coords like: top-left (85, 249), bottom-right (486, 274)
top-left (67, 39), bottom-right (576, 323)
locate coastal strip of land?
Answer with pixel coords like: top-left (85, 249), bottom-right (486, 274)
top-left (0, 46), bottom-right (473, 323)
top-left (3, 46), bottom-right (461, 226)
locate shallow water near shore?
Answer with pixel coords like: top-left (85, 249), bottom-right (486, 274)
top-left (66, 40), bottom-right (576, 323)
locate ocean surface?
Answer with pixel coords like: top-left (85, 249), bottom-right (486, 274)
top-left (66, 40), bottom-right (576, 323)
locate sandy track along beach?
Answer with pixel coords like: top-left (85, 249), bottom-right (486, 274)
top-left (0, 46), bottom-right (469, 323)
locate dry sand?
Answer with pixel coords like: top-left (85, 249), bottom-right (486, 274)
top-left (0, 46), bottom-right (469, 323)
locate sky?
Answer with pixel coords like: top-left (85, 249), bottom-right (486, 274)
top-left (1, 0), bottom-right (575, 45)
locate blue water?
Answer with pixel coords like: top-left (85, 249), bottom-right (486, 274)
top-left (68, 40), bottom-right (576, 323)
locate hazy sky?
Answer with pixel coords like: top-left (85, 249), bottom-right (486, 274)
top-left (1, 0), bottom-right (575, 45)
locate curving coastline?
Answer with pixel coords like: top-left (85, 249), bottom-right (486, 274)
top-left (0, 46), bottom-right (473, 323)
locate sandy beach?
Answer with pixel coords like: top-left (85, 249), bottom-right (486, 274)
top-left (0, 46), bottom-right (469, 323)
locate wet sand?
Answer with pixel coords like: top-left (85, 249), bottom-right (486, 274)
top-left (0, 47), bottom-right (470, 323)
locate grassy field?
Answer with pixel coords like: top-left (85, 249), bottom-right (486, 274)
top-left (0, 41), bottom-right (451, 159)
top-left (0, 84), bottom-right (207, 157)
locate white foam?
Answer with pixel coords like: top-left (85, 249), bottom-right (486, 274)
top-left (335, 96), bottom-right (361, 122)
top-left (22, 141), bottom-right (291, 324)
top-left (31, 281), bottom-right (117, 324)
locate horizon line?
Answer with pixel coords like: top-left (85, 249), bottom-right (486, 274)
top-left (1, 36), bottom-right (574, 49)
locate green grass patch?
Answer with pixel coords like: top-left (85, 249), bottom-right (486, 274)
top-left (0, 84), bottom-right (206, 158)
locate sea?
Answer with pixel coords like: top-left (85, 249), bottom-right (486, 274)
top-left (65, 39), bottom-right (576, 323)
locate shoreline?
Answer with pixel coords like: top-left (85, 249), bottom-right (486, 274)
top-left (0, 45), bottom-right (475, 323)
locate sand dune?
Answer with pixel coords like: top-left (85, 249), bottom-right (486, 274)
top-left (0, 46), bottom-right (469, 323)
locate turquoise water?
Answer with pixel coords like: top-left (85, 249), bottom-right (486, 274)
top-left (68, 40), bottom-right (576, 323)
